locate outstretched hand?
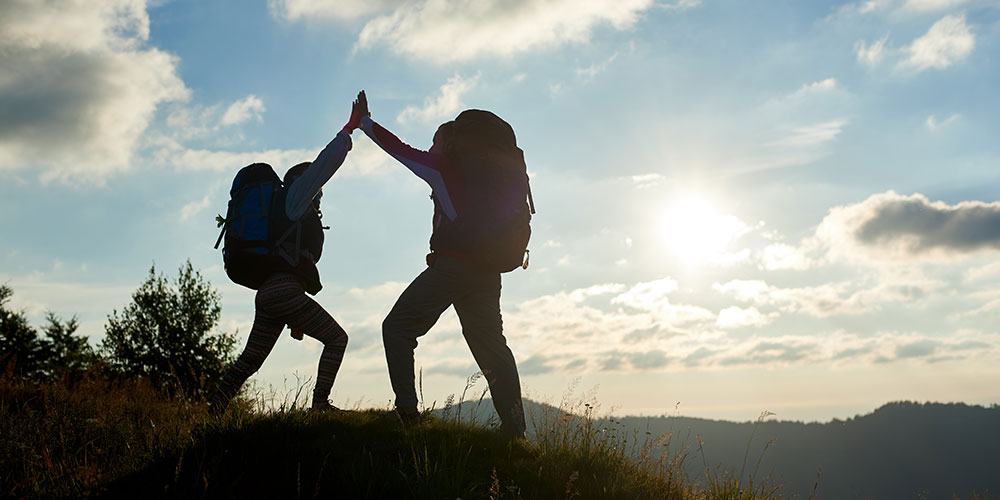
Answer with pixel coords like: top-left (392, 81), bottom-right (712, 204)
top-left (356, 90), bottom-right (369, 120)
top-left (343, 90), bottom-right (370, 133)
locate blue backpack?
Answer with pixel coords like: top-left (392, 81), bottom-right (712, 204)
top-left (214, 163), bottom-right (304, 290)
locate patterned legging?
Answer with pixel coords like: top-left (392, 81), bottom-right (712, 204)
top-left (211, 273), bottom-right (348, 411)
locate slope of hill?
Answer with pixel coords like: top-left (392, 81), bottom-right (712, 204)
top-left (454, 399), bottom-right (999, 500)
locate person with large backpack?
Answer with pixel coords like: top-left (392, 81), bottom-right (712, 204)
top-left (356, 91), bottom-right (534, 437)
top-left (208, 97), bottom-right (366, 415)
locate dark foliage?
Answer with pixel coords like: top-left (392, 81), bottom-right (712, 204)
top-left (99, 261), bottom-right (237, 399)
top-left (1, 284), bottom-right (96, 380)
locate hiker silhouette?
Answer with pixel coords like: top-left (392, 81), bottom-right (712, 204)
top-left (209, 95), bottom-right (368, 416)
top-left (357, 90), bottom-right (533, 437)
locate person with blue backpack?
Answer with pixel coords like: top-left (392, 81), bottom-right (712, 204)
top-left (209, 96), bottom-right (366, 415)
top-left (355, 91), bottom-right (534, 437)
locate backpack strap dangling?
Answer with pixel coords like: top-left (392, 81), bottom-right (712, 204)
top-left (526, 176), bottom-right (536, 215)
top-left (275, 221), bottom-right (302, 266)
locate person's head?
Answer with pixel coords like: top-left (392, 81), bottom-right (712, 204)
top-left (284, 162), bottom-right (311, 186)
top-left (284, 162), bottom-right (323, 207)
top-left (430, 121), bottom-right (455, 155)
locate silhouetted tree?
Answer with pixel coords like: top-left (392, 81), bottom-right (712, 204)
top-left (0, 284), bottom-right (45, 377)
top-left (1, 284), bottom-right (96, 380)
top-left (39, 312), bottom-right (97, 379)
top-left (99, 261), bottom-right (237, 398)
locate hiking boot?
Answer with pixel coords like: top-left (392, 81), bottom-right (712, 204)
top-left (310, 400), bottom-right (342, 413)
top-left (379, 407), bottom-right (420, 426)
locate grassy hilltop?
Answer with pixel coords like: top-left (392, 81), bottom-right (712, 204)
top-left (2, 376), bottom-right (779, 500)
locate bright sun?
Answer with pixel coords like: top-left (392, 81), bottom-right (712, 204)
top-left (661, 197), bottom-right (748, 267)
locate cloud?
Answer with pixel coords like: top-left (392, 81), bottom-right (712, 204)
top-left (817, 191), bottom-right (1000, 260)
top-left (760, 242), bottom-right (815, 270)
top-left (0, 0), bottom-right (189, 182)
top-left (180, 195), bottom-right (211, 221)
top-left (901, 0), bottom-right (969, 12)
top-left (611, 277), bottom-right (678, 309)
top-left (268, 0), bottom-right (401, 21)
top-left (712, 280), bottom-right (771, 303)
top-left (712, 276), bottom-right (945, 318)
top-left (855, 35), bottom-right (889, 65)
top-left (659, 0), bottom-right (703, 9)
top-left (835, 0), bottom-right (894, 17)
top-left (500, 279), bottom-right (716, 373)
top-left (926, 113), bottom-right (959, 129)
top-left (354, 0), bottom-right (657, 64)
top-left (575, 52), bottom-right (619, 81)
top-left (765, 120), bottom-right (848, 148)
top-left (630, 173), bottom-right (665, 189)
top-left (715, 306), bottom-right (776, 329)
top-left (899, 14), bottom-right (974, 71)
top-left (799, 78), bottom-right (838, 93)
top-left (221, 95), bottom-right (266, 126)
top-left (147, 130), bottom-right (398, 178)
top-left (396, 73), bottom-right (479, 124)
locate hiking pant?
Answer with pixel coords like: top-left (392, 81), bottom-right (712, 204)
top-left (383, 256), bottom-right (526, 436)
top-left (212, 273), bottom-right (348, 410)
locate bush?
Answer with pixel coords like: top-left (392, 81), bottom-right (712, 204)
top-left (99, 261), bottom-right (237, 399)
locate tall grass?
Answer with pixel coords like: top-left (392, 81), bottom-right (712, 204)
top-left (3, 373), bottom-right (792, 499)
top-left (0, 374), bottom-right (206, 498)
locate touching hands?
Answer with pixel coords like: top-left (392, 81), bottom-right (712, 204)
top-left (343, 90), bottom-right (370, 133)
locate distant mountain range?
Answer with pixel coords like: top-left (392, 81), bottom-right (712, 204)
top-left (437, 400), bottom-right (999, 499)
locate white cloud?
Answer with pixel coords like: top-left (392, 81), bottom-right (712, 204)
top-left (180, 195), bottom-right (211, 221)
top-left (899, 14), bottom-right (974, 71)
top-left (712, 280), bottom-right (771, 303)
top-left (268, 0), bottom-right (401, 21)
top-left (147, 130), bottom-right (398, 178)
top-left (612, 277), bottom-right (679, 309)
top-left (630, 173), bottom-right (665, 189)
top-left (926, 113), bottom-right (960, 129)
top-left (800, 78), bottom-right (838, 93)
top-left (575, 52), bottom-right (619, 81)
top-left (0, 0), bottom-right (190, 182)
top-left (221, 95), bottom-right (266, 126)
top-left (354, 0), bottom-right (657, 64)
top-left (716, 306), bottom-right (776, 329)
top-left (712, 276), bottom-right (944, 319)
top-left (659, 0), bottom-right (703, 9)
top-left (397, 73), bottom-right (479, 124)
top-left (760, 242), bottom-right (814, 270)
top-left (901, 0), bottom-right (969, 12)
top-left (766, 120), bottom-right (848, 148)
top-left (855, 35), bottom-right (889, 65)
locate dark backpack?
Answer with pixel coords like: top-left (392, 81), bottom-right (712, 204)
top-left (214, 163), bottom-right (322, 291)
top-left (431, 110), bottom-right (535, 273)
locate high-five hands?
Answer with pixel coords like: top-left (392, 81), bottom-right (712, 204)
top-left (343, 90), bottom-right (370, 133)
top-left (356, 90), bottom-right (369, 121)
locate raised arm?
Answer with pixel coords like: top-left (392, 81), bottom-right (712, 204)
top-left (284, 95), bottom-right (366, 220)
top-left (284, 130), bottom-right (352, 220)
top-left (360, 114), bottom-right (457, 221)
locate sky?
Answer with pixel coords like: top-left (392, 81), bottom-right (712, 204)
top-left (2, 0), bottom-right (1000, 423)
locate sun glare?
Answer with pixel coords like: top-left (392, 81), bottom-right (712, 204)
top-left (661, 197), bottom-right (748, 267)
